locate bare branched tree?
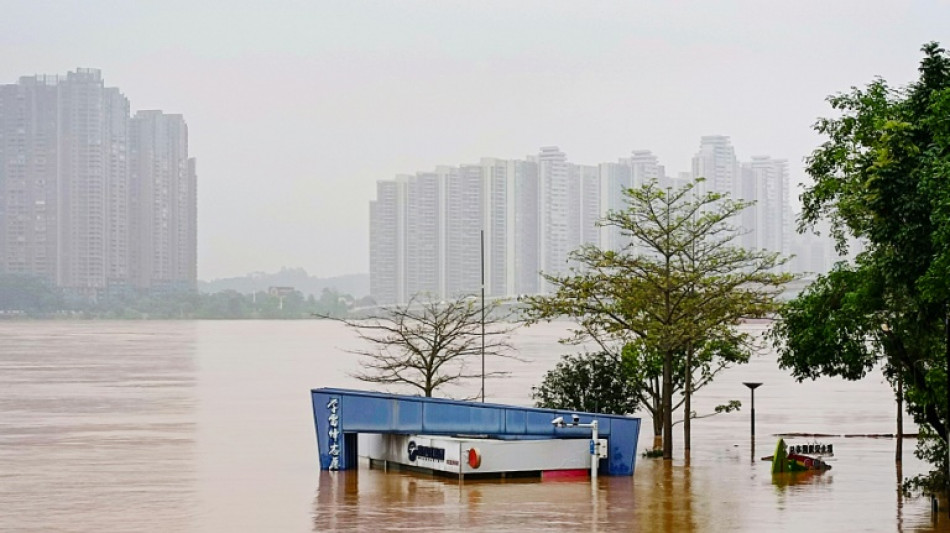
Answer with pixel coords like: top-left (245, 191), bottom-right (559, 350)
top-left (325, 293), bottom-right (520, 398)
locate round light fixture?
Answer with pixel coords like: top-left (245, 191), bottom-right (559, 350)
top-left (467, 447), bottom-right (482, 469)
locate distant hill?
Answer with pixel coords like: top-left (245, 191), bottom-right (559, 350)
top-left (199, 268), bottom-right (369, 298)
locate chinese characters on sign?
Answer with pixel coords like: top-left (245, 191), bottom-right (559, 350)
top-left (327, 397), bottom-right (340, 470)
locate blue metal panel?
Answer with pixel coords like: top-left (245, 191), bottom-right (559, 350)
top-left (605, 417), bottom-right (641, 475)
top-left (423, 402), bottom-right (477, 432)
top-left (469, 405), bottom-right (504, 433)
top-left (312, 393), bottom-right (330, 469)
top-left (311, 387), bottom-right (641, 476)
top-left (341, 395), bottom-right (392, 431)
top-left (394, 398), bottom-right (422, 430)
top-left (504, 409), bottom-right (526, 434)
top-left (313, 391), bottom-right (346, 470)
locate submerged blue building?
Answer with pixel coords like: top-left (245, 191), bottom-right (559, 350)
top-left (311, 387), bottom-right (641, 476)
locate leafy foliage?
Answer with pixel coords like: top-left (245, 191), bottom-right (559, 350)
top-left (904, 427), bottom-right (949, 497)
top-left (533, 348), bottom-right (743, 429)
top-left (771, 42), bottom-right (950, 492)
top-left (771, 266), bottom-right (885, 381)
top-left (523, 178), bottom-right (791, 458)
top-left (0, 273), bottom-right (356, 319)
top-left (0, 274), bottom-right (64, 313)
top-left (532, 351), bottom-right (639, 415)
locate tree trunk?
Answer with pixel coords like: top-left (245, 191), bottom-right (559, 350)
top-left (663, 348), bottom-right (673, 460)
top-left (649, 390), bottom-right (663, 449)
top-left (945, 307), bottom-right (949, 514)
top-left (685, 347), bottom-right (692, 451)
top-left (652, 379), bottom-right (663, 448)
top-left (896, 372), bottom-right (903, 463)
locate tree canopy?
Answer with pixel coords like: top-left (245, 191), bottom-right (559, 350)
top-left (522, 178), bottom-right (791, 458)
top-left (771, 42), bottom-right (950, 493)
top-left (532, 350), bottom-right (639, 415)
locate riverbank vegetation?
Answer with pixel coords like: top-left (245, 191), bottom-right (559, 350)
top-left (0, 274), bottom-right (362, 319)
top-left (770, 42), bottom-right (950, 497)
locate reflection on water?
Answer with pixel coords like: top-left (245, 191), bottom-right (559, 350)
top-left (313, 450), bottom-right (944, 533)
top-left (1, 320), bottom-right (948, 532)
top-left (313, 469), bottom-right (641, 531)
top-left (771, 470), bottom-right (833, 490)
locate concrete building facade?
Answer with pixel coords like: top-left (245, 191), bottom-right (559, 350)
top-left (0, 69), bottom-right (197, 296)
top-left (369, 139), bottom-right (836, 305)
top-left (129, 110), bottom-right (197, 292)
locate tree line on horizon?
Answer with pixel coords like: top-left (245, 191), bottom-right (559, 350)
top-left (0, 276), bottom-right (363, 319)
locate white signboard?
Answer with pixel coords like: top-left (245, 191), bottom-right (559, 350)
top-left (360, 434), bottom-right (606, 475)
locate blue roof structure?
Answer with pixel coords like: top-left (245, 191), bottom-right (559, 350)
top-left (311, 387), bottom-right (641, 476)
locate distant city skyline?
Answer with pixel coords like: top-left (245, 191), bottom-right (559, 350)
top-left (2, 2), bottom-right (944, 280)
top-left (370, 137), bottom-right (836, 304)
top-left (0, 68), bottom-right (196, 295)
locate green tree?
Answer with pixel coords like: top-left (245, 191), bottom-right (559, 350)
top-left (315, 288), bottom-right (352, 317)
top-left (770, 42), bottom-right (950, 494)
top-left (532, 351), bottom-right (639, 415)
top-left (0, 274), bottom-right (64, 315)
top-left (522, 179), bottom-right (791, 459)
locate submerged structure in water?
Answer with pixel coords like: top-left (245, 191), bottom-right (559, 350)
top-left (310, 387), bottom-right (642, 478)
top-left (769, 438), bottom-right (832, 473)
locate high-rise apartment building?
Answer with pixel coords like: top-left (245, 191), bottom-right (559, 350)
top-left (537, 146), bottom-right (571, 293)
top-left (405, 171), bottom-right (442, 298)
top-left (370, 155), bottom-right (544, 304)
top-left (0, 75), bottom-right (60, 280)
top-left (369, 179), bottom-right (403, 304)
top-left (693, 137), bottom-right (794, 261)
top-left (692, 135), bottom-right (740, 199)
top-left (444, 164), bottom-right (483, 298)
top-left (129, 111), bottom-right (197, 292)
top-left (369, 138), bottom-right (826, 305)
top-left (508, 158), bottom-right (540, 296)
top-left (0, 69), bottom-right (197, 296)
top-left (599, 150), bottom-right (667, 254)
top-left (598, 160), bottom-right (632, 252)
top-left (740, 156), bottom-right (789, 255)
top-left (572, 163), bottom-right (600, 252)
top-left (481, 158), bottom-right (509, 297)
top-left (627, 149), bottom-right (665, 188)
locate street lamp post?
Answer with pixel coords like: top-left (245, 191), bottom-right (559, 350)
top-left (552, 416), bottom-right (600, 486)
top-left (480, 229), bottom-right (485, 403)
top-left (743, 382), bottom-right (763, 438)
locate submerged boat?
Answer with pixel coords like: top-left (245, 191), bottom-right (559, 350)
top-left (769, 438), bottom-right (832, 473)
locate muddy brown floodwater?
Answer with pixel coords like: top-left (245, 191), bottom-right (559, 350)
top-left (0, 320), bottom-right (946, 532)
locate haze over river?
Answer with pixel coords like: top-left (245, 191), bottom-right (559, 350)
top-left (0, 320), bottom-right (945, 532)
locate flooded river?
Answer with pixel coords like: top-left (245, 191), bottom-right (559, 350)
top-left (0, 320), bottom-right (945, 531)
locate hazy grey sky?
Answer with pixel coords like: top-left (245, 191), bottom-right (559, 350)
top-left (2, 1), bottom-right (947, 280)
